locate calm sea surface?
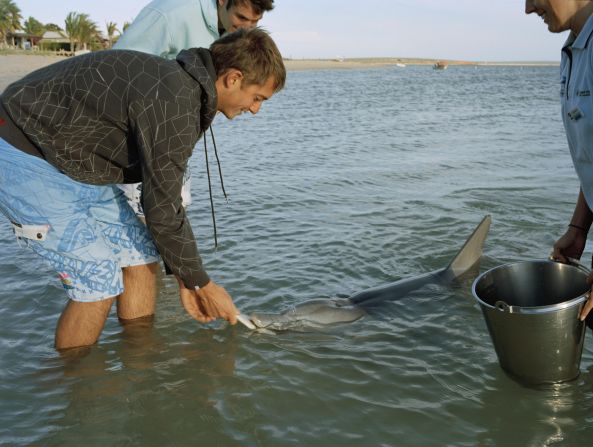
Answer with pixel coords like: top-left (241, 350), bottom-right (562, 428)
top-left (2, 64), bottom-right (593, 446)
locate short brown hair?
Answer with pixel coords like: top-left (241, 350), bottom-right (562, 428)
top-left (210, 27), bottom-right (286, 93)
top-left (226, 0), bottom-right (274, 15)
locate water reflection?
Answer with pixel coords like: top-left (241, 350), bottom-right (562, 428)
top-left (34, 326), bottom-right (240, 445)
top-left (475, 360), bottom-right (593, 446)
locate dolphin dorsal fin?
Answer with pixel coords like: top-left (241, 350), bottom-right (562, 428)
top-left (445, 215), bottom-right (491, 278)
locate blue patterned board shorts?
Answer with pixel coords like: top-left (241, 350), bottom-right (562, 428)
top-left (0, 138), bottom-right (160, 302)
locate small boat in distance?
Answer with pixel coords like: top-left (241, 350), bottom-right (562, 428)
top-left (395, 63), bottom-right (406, 68)
top-left (433, 61), bottom-right (448, 70)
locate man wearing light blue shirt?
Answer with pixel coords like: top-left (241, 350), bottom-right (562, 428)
top-left (115, 0), bottom-right (274, 60)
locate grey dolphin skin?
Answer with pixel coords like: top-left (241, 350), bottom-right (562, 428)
top-left (246, 215), bottom-right (492, 332)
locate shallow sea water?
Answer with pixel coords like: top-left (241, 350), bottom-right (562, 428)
top-left (2, 64), bottom-right (593, 446)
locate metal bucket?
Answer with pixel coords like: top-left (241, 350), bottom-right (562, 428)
top-left (472, 260), bottom-right (589, 385)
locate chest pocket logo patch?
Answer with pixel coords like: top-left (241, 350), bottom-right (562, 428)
top-left (577, 90), bottom-right (591, 96)
top-left (568, 107), bottom-right (583, 121)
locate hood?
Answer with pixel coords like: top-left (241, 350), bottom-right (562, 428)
top-left (176, 47), bottom-right (218, 130)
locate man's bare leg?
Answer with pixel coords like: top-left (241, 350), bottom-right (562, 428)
top-left (55, 263), bottom-right (158, 350)
top-left (116, 262), bottom-right (158, 321)
top-left (55, 298), bottom-right (115, 350)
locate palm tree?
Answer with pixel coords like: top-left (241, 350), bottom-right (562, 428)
top-left (64, 12), bottom-right (79, 53)
top-left (77, 14), bottom-right (99, 50)
top-left (23, 16), bottom-right (44, 36)
top-left (105, 21), bottom-right (119, 48)
top-left (0, 0), bottom-right (23, 47)
top-left (23, 16), bottom-right (45, 49)
top-left (65, 12), bottom-right (99, 53)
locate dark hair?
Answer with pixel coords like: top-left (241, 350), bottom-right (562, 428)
top-left (210, 27), bottom-right (286, 92)
top-left (226, 0), bottom-right (274, 15)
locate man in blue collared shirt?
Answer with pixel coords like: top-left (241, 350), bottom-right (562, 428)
top-left (526, 0), bottom-right (593, 324)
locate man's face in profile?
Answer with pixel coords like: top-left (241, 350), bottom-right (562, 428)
top-left (219, 0), bottom-right (263, 33)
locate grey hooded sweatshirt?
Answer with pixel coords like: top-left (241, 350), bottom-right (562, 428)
top-left (0, 48), bottom-right (218, 288)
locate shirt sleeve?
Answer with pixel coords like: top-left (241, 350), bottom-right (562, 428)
top-left (114, 7), bottom-right (175, 59)
top-left (128, 98), bottom-right (210, 289)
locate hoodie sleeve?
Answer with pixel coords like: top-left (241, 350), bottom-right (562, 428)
top-left (128, 98), bottom-right (210, 289)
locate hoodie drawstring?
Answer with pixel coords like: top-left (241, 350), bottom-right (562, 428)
top-left (203, 126), bottom-right (227, 248)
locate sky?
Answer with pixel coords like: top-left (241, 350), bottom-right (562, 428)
top-left (14, 0), bottom-right (567, 62)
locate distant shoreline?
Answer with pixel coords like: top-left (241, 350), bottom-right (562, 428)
top-left (283, 57), bottom-right (559, 71)
top-left (0, 53), bottom-right (559, 90)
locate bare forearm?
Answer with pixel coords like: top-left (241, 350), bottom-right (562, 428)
top-left (569, 188), bottom-right (593, 231)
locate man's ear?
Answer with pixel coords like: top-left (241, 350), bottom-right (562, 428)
top-left (223, 69), bottom-right (244, 88)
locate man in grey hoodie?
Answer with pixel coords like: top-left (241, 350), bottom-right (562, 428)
top-left (115, 0), bottom-right (276, 217)
top-left (0, 28), bottom-right (285, 350)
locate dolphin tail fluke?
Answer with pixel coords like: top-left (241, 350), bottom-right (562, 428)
top-left (444, 215), bottom-right (491, 278)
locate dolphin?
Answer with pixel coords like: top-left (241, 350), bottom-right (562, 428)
top-left (240, 215), bottom-right (491, 332)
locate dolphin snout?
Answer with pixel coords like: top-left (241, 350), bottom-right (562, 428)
top-left (250, 313), bottom-right (283, 330)
top-left (249, 313), bottom-right (268, 328)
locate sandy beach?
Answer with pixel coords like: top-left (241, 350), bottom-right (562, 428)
top-left (0, 54), bottom-right (69, 90)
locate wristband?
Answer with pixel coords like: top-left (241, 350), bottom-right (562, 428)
top-left (569, 223), bottom-right (588, 233)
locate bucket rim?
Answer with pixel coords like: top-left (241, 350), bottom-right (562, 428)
top-left (471, 259), bottom-right (589, 314)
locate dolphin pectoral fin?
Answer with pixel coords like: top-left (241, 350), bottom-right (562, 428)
top-left (331, 297), bottom-right (355, 307)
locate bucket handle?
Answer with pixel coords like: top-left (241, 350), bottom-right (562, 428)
top-left (566, 257), bottom-right (592, 275)
top-left (494, 300), bottom-right (517, 313)
top-left (549, 256), bottom-right (592, 275)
